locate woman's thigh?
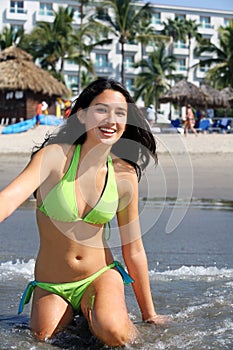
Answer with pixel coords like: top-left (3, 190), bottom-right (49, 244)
top-left (30, 287), bottom-right (74, 340)
top-left (81, 268), bottom-right (136, 346)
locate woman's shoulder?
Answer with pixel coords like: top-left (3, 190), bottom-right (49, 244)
top-left (112, 156), bottom-right (136, 176)
top-left (32, 143), bottom-right (76, 170)
top-left (36, 143), bottom-right (75, 157)
top-left (111, 157), bottom-right (139, 208)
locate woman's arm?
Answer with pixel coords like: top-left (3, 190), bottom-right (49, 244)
top-left (0, 145), bottom-right (58, 222)
top-left (117, 169), bottom-right (168, 324)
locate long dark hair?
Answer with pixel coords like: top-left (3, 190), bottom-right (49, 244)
top-left (32, 78), bottom-right (157, 180)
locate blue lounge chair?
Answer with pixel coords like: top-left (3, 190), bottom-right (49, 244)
top-left (196, 118), bottom-right (211, 132)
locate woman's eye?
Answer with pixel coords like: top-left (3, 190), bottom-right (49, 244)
top-left (96, 107), bottom-right (108, 113)
top-left (116, 111), bottom-right (127, 118)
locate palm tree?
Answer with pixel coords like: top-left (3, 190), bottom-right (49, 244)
top-left (20, 7), bottom-right (74, 82)
top-left (0, 26), bottom-right (25, 50)
top-left (68, 20), bottom-right (112, 93)
top-left (134, 42), bottom-right (176, 112)
top-left (194, 20), bottom-right (233, 88)
top-left (135, 16), bottom-right (169, 60)
top-left (161, 17), bottom-right (186, 56)
top-left (95, 0), bottom-right (151, 85)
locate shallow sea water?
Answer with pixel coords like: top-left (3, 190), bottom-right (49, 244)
top-left (0, 198), bottom-right (233, 349)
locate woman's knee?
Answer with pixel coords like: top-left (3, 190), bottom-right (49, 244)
top-left (90, 310), bottom-right (136, 346)
top-left (30, 289), bottom-right (73, 341)
top-left (30, 314), bottom-right (72, 341)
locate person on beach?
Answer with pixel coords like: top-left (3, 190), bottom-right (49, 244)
top-left (35, 101), bottom-right (42, 126)
top-left (0, 78), bottom-right (168, 347)
top-left (146, 104), bottom-right (155, 126)
top-left (184, 104), bottom-right (198, 136)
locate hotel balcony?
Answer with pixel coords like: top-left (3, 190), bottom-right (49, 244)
top-left (35, 10), bottom-right (54, 23)
top-left (94, 62), bottom-right (113, 74)
top-left (6, 7), bottom-right (28, 21)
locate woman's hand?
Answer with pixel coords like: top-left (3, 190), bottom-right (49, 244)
top-left (144, 314), bottom-right (170, 325)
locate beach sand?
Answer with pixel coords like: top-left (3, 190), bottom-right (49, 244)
top-left (0, 126), bottom-right (233, 200)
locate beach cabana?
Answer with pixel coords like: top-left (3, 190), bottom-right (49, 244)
top-left (199, 84), bottom-right (229, 109)
top-left (159, 79), bottom-right (208, 108)
top-left (0, 46), bottom-right (70, 123)
top-left (219, 87), bottom-right (233, 108)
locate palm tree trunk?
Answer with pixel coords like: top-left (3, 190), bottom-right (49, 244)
top-left (120, 41), bottom-right (125, 85)
top-left (187, 37), bottom-right (191, 80)
top-left (78, 65), bottom-right (82, 94)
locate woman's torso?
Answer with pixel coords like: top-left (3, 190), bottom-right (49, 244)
top-left (34, 143), bottom-right (120, 283)
top-left (186, 109), bottom-right (195, 123)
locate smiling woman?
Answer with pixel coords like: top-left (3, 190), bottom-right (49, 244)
top-left (0, 78), bottom-right (168, 347)
top-left (77, 90), bottom-right (127, 145)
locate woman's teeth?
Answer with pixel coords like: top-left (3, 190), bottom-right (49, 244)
top-left (100, 127), bottom-right (115, 134)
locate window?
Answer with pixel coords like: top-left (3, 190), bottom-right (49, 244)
top-left (10, 1), bottom-right (24, 14)
top-left (125, 79), bottom-right (134, 92)
top-left (175, 14), bottom-right (185, 20)
top-left (96, 54), bottom-right (108, 68)
top-left (152, 13), bottom-right (161, 25)
top-left (200, 16), bottom-right (213, 29)
top-left (73, 9), bottom-right (80, 20)
top-left (224, 18), bottom-right (230, 27)
top-left (66, 75), bottom-right (78, 91)
top-left (66, 59), bottom-right (77, 66)
top-left (175, 39), bottom-right (188, 49)
top-left (124, 56), bottom-right (134, 69)
top-left (39, 3), bottom-right (53, 16)
top-left (177, 58), bottom-right (187, 71)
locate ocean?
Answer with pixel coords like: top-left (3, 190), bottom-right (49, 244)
top-left (0, 197), bottom-right (233, 349)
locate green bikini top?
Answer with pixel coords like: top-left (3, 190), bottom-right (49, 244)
top-left (38, 144), bottom-right (118, 224)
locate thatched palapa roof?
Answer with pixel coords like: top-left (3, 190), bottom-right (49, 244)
top-left (0, 46), bottom-right (69, 97)
top-left (200, 84), bottom-right (229, 108)
top-left (159, 79), bottom-right (208, 107)
top-left (219, 87), bottom-right (233, 107)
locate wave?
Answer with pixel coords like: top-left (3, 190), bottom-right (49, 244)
top-left (140, 197), bottom-right (233, 211)
top-left (0, 259), bottom-right (34, 281)
top-left (1, 260), bottom-right (233, 282)
top-left (149, 265), bottom-right (233, 281)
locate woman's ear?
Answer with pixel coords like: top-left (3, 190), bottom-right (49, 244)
top-left (77, 109), bottom-right (86, 124)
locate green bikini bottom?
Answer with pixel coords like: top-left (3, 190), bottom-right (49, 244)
top-left (18, 261), bottom-right (133, 314)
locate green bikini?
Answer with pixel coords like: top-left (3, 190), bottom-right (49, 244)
top-left (18, 144), bottom-right (133, 315)
top-left (18, 261), bottom-right (133, 314)
top-left (38, 144), bottom-right (119, 224)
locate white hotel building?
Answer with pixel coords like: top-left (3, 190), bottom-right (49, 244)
top-left (1, 1), bottom-right (233, 116)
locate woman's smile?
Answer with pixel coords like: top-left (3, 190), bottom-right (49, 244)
top-left (99, 126), bottom-right (117, 137)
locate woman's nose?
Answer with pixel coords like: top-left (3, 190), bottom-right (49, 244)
top-left (108, 110), bottom-right (116, 122)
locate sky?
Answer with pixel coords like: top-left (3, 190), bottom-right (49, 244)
top-left (147, 0), bottom-right (233, 11)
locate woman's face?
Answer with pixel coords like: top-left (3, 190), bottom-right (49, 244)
top-left (79, 89), bottom-right (127, 146)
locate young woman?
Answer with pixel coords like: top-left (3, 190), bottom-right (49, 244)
top-left (0, 79), bottom-right (168, 347)
top-left (185, 104), bottom-right (198, 136)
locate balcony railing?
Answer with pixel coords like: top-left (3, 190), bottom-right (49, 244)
top-left (200, 22), bottom-right (214, 29)
top-left (38, 9), bottom-right (54, 16)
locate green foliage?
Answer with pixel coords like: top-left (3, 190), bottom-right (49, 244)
top-left (194, 20), bottom-right (233, 88)
top-left (134, 43), bottom-right (176, 107)
top-left (95, 0), bottom-right (152, 84)
top-left (0, 26), bottom-right (25, 49)
top-left (20, 6), bottom-right (74, 76)
top-left (2, 2), bottom-right (233, 103)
